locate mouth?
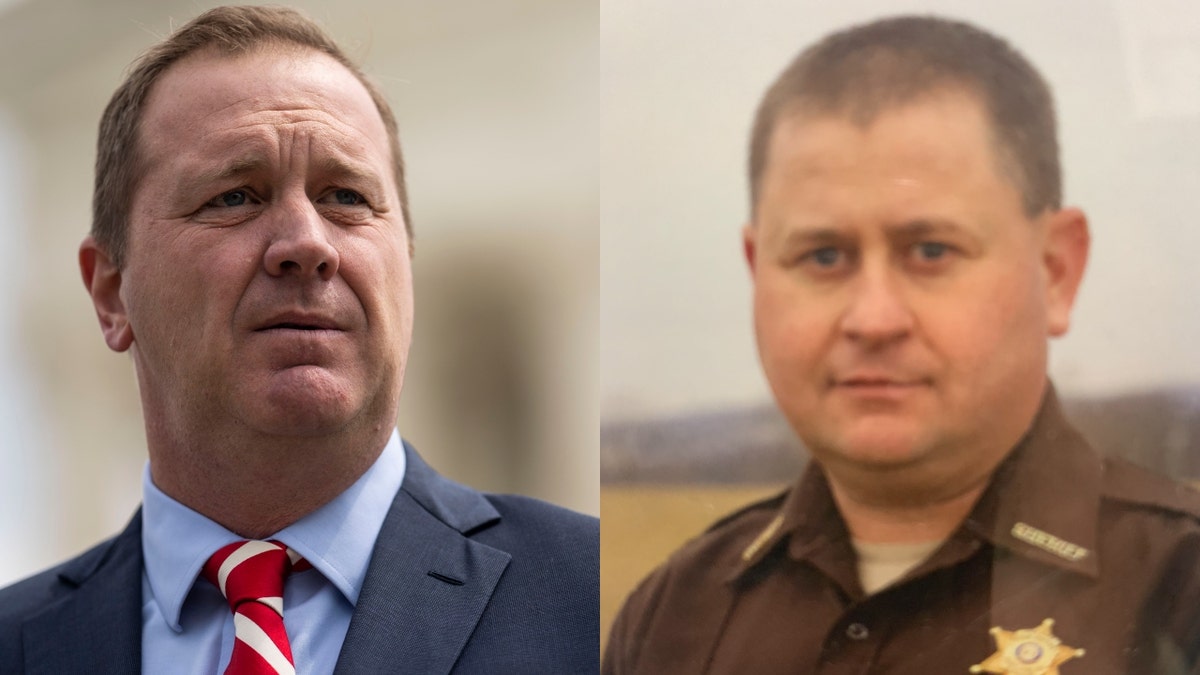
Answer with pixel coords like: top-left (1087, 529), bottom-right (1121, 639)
top-left (255, 314), bottom-right (342, 332)
top-left (262, 323), bottom-right (331, 331)
top-left (833, 375), bottom-right (931, 389)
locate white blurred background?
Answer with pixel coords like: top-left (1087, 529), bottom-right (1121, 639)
top-left (601, 0), bottom-right (1200, 422)
top-left (0, 0), bottom-right (598, 586)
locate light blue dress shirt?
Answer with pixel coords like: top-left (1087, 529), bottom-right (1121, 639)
top-left (141, 430), bottom-right (407, 675)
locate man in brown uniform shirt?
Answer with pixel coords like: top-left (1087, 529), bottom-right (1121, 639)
top-left (604, 15), bottom-right (1200, 675)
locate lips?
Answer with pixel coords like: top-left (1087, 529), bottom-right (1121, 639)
top-left (254, 312), bottom-right (343, 332)
top-left (833, 373), bottom-right (931, 387)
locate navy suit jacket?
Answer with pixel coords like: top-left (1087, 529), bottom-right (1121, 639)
top-left (0, 442), bottom-right (599, 674)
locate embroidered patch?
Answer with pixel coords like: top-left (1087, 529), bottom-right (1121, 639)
top-left (741, 515), bottom-right (783, 562)
top-left (1010, 522), bottom-right (1089, 562)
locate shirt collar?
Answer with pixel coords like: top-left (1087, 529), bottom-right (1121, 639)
top-left (735, 384), bottom-right (1102, 580)
top-left (142, 429), bottom-right (407, 631)
top-left (963, 386), bottom-right (1101, 577)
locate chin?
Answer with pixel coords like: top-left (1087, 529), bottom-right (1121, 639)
top-left (244, 400), bottom-right (360, 437)
top-left (809, 423), bottom-right (936, 471)
top-left (236, 369), bottom-right (366, 436)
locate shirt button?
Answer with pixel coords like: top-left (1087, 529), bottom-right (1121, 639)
top-left (845, 623), bottom-right (870, 641)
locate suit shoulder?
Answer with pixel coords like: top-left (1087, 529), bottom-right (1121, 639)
top-left (1102, 456), bottom-right (1200, 521)
top-left (0, 534), bottom-right (121, 670)
top-left (0, 563), bottom-right (69, 630)
top-left (486, 492), bottom-right (598, 524)
top-left (473, 494), bottom-right (598, 663)
top-left (0, 536), bottom-right (117, 626)
top-left (479, 493), bottom-right (599, 560)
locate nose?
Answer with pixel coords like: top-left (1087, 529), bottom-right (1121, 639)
top-left (263, 200), bottom-right (339, 281)
top-left (839, 265), bottom-right (913, 347)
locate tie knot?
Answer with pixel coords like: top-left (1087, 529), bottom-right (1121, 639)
top-left (202, 540), bottom-right (308, 610)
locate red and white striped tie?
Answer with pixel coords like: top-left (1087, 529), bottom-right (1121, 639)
top-left (202, 540), bottom-right (312, 675)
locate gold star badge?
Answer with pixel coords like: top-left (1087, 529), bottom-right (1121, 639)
top-left (969, 618), bottom-right (1084, 674)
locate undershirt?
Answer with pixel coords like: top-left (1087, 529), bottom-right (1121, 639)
top-left (851, 538), bottom-right (944, 595)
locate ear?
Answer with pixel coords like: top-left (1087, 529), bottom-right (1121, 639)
top-left (1041, 207), bottom-right (1090, 337)
top-left (79, 236), bottom-right (134, 352)
top-left (742, 223), bottom-right (758, 275)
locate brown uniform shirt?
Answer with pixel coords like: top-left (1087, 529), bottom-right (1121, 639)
top-left (604, 390), bottom-right (1200, 674)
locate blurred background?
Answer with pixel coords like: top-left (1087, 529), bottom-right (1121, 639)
top-left (599, 0), bottom-right (1200, 646)
top-left (0, 0), bottom-right (598, 587)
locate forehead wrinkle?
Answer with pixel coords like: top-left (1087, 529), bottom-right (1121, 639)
top-left (282, 122), bottom-right (390, 198)
top-left (190, 108), bottom-right (381, 167)
top-left (250, 113), bottom-right (384, 167)
top-left (176, 90), bottom-right (367, 144)
top-left (167, 125), bottom-right (388, 207)
top-left (220, 107), bottom-right (360, 142)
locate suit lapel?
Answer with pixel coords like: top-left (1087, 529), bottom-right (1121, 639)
top-left (334, 443), bottom-right (511, 675)
top-left (22, 511), bottom-right (143, 675)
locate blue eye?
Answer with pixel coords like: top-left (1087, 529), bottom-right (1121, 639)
top-left (810, 247), bottom-right (842, 267)
top-left (332, 189), bottom-right (364, 205)
top-left (914, 242), bottom-right (949, 260)
top-left (208, 190), bottom-right (249, 208)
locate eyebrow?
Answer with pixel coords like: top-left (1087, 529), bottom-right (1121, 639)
top-left (772, 217), bottom-right (973, 254)
top-left (314, 155), bottom-right (388, 199)
top-left (171, 156), bottom-right (267, 201)
top-left (886, 218), bottom-right (967, 238)
top-left (775, 226), bottom-right (851, 252)
top-left (169, 154), bottom-right (389, 204)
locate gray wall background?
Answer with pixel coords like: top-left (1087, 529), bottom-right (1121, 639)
top-left (0, 0), bottom-right (598, 586)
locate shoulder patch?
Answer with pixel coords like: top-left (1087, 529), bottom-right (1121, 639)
top-left (704, 488), bottom-right (789, 534)
top-left (1102, 456), bottom-right (1200, 518)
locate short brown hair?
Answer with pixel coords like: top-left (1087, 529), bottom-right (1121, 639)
top-left (92, 5), bottom-right (412, 267)
top-left (748, 15), bottom-right (1060, 218)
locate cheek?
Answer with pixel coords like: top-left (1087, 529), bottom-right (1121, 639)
top-left (922, 263), bottom-right (1047, 380)
top-left (752, 273), bottom-right (831, 377)
top-left (127, 237), bottom-right (255, 349)
top-left (342, 234), bottom-right (414, 332)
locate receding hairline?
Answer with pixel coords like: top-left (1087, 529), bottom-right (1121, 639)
top-left (92, 4), bottom-right (415, 268)
top-left (137, 39), bottom-right (382, 125)
top-left (128, 40), bottom-right (401, 210)
top-left (138, 41), bottom-right (391, 134)
top-left (751, 84), bottom-right (1030, 222)
top-left (746, 15), bottom-right (1062, 223)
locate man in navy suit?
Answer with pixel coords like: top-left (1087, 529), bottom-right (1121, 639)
top-left (0, 6), bottom-right (597, 674)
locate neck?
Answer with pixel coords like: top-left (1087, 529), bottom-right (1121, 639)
top-left (147, 422), bottom-right (391, 539)
top-left (827, 473), bottom-right (988, 544)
